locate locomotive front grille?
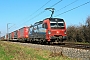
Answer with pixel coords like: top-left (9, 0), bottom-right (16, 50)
top-left (50, 35), bottom-right (62, 39)
top-left (54, 35), bottom-right (61, 37)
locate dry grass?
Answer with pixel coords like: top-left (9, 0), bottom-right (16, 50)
top-left (0, 41), bottom-right (77, 60)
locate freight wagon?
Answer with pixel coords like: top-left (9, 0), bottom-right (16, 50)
top-left (18, 27), bottom-right (29, 42)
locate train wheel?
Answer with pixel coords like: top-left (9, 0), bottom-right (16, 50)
top-left (61, 39), bottom-right (63, 42)
top-left (46, 41), bottom-right (52, 45)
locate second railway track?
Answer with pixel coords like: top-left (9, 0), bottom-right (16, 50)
top-left (55, 42), bottom-right (90, 50)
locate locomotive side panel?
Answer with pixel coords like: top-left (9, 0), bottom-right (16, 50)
top-left (29, 21), bottom-right (46, 42)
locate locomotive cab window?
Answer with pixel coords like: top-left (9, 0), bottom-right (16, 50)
top-left (50, 18), bottom-right (65, 29)
top-left (58, 23), bottom-right (64, 27)
top-left (50, 22), bottom-right (65, 29)
top-left (42, 23), bottom-right (48, 29)
top-left (38, 24), bottom-right (42, 29)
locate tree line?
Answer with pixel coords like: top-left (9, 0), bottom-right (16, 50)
top-left (67, 16), bottom-right (90, 43)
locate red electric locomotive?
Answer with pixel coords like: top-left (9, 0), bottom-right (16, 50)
top-left (43, 18), bottom-right (67, 42)
top-left (29, 18), bottom-right (67, 43)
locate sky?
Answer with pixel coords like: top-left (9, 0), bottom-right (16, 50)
top-left (0, 0), bottom-right (90, 36)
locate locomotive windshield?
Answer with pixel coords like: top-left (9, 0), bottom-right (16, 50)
top-left (50, 18), bottom-right (65, 29)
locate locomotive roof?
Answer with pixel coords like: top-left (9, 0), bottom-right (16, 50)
top-left (33, 18), bottom-right (64, 26)
top-left (43, 18), bottom-right (64, 22)
top-left (34, 21), bottom-right (43, 26)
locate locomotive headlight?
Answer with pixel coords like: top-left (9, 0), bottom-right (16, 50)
top-left (64, 31), bottom-right (66, 34)
top-left (48, 30), bottom-right (51, 34)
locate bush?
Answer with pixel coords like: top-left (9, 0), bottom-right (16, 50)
top-left (67, 16), bottom-right (90, 43)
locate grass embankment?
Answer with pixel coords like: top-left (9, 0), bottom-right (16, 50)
top-left (0, 41), bottom-right (76, 60)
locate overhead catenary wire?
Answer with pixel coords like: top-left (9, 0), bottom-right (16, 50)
top-left (56, 0), bottom-right (79, 12)
top-left (29, 0), bottom-right (51, 17)
top-left (50, 0), bottom-right (62, 7)
top-left (28, 0), bottom-right (63, 19)
top-left (20, 0), bottom-right (51, 26)
top-left (26, 10), bottom-right (45, 23)
top-left (29, 0), bottom-right (63, 19)
top-left (54, 1), bottom-right (90, 17)
top-left (23, 0), bottom-right (63, 25)
top-left (46, 0), bottom-right (78, 17)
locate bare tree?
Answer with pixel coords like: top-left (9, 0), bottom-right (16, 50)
top-left (85, 16), bottom-right (90, 42)
top-left (86, 16), bottom-right (90, 27)
top-left (67, 25), bottom-right (77, 42)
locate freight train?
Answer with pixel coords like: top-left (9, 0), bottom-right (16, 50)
top-left (0, 18), bottom-right (67, 44)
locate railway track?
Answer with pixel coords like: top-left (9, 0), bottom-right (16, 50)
top-left (2, 40), bottom-right (90, 50)
top-left (30, 41), bottom-right (90, 50)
